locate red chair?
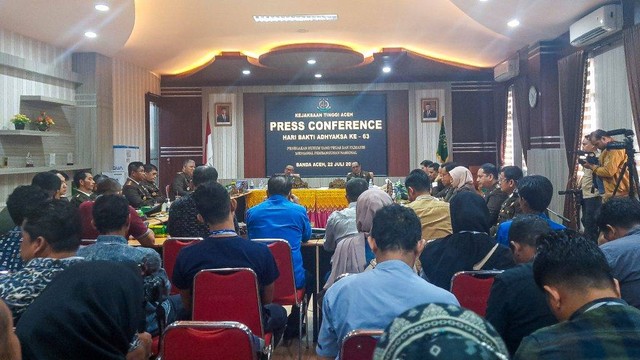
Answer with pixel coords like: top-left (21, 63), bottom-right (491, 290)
top-left (163, 237), bottom-right (202, 295)
top-left (193, 268), bottom-right (273, 357)
top-left (253, 239), bottom-right (308, 357)
top-left (158, 321), bottom-right (256, 360)
top-left (450, 270), bottom-right (503, 317)
top-left (340, 329), bottom-right (383, 360)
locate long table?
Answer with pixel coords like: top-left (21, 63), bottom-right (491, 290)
top-left (245, 188), bottom-right (348, 228)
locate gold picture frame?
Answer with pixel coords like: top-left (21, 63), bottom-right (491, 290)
top-left (214, 103), bottom-right (232, 126)
top-left (421, 98), bottom-right (439, 122)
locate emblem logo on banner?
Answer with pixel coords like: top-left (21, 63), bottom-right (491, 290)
top-left (317, 98), bottom-right (331, 112)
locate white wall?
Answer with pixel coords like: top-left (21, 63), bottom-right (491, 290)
top-left (112, 58), bottom-right (161, 161)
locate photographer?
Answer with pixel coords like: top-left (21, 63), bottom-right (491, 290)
top-left (578, 135), bottom-right (603, 242)
top-left (583, 129), bottom-right (630, 200)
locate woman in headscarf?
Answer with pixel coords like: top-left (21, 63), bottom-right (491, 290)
top-left (374, 303), bottom-right (509, 360)
top-left (420, 192), bottom-right (514, 290)
top-left (324, 188), bottom-right (392, 289)
top-left (448, 166), bottom-right (477, 201)
top-left (16, 261), bottom-right (150, 360)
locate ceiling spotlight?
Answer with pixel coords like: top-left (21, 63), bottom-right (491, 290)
top-left (382, 66), bottom-right (391, 73)
top-left (94, 4), bottom-right (110, 11)
top-left (84, 31), bottom-right (97, 38)
top-left (314, 73), bottom-right (322, 78)
top-left (242, 70), bottom-right (251, 75)
top-left (307, 59), bottom-right (317, 65)
top-left (507, 19), bottom-right (520, 27)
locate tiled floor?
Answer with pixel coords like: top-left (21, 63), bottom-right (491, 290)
top-left (273, 306), bottom-right (320, 359)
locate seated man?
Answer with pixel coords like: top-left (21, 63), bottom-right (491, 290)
top-left (172, 182), bottom-right (286, 341)
top-left (123, 161), bottom-right (155, 209)
top-left (323, 178), bottom-right (368, 252)
top-left (172, 159), bottom-right (196, 198)
top-left (247, 175), bottom-right (311, 290)
top-left (346, 161), bottom-right (373, 183)
top-left (515, 232), bottom-right (640, 359)
top-left (0, 186), bottom-right (49, 272)
top-left (495, 175), bottom-right (565, 247)
top-left (596, 197), bottom-right (640, 308)
top-left (490, 165), bottom-right (523, 235)
top-left (0, 199), bottom-right (83, 322)
top-left (405, 169), bottom-right (452, 241)
top-left (486, 215), bottom-right (556, 355)
top-left (79, 178), bottom-right (155, 247)
top-left (77, 194), bottom-right (173, 335)
top-left (70, 170), bottom-right (96, 208)
top-left (425, 162), bottom-right (444, 196)
top-left (142, 163), bottom-right (165, 204)
top-left (434, 162), bottom-right (456, 201)
top-left (167, 166), bottom-right (218, 238)
top-left (316, 204), bottom-right (459, 359)
top-left (476, 163), bottom-right (508, 226)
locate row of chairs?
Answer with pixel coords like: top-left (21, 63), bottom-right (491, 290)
top-left (160, 237), bottom-right (307, 359)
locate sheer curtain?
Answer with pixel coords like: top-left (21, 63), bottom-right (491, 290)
top-left (558, 51), bottom-right (587, 228)
top-left (493, 83), bottom-right (509, 165)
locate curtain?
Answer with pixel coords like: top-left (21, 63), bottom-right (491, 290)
top-left (513, 76), bottom-right (530, 163)
top-left (623, 24), bottom-right (640, 143)
top-left (558, 50), bottom-right (587, 229)
top-left (493, 83), bottom-right (509, 165)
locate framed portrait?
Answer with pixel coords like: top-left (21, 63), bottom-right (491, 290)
top-left (421, 98), bottom-right (439, 122)
top-left (214, 103), bottom-right (232, 126)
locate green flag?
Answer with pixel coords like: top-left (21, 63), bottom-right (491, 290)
top-left (436, 116), bottom-right (449, 163)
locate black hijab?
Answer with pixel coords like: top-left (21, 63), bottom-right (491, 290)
top-left (450, 191), bottom-right (490, 233)
top-left (421, 192), bottom-right (514, 290)
top-left (16, 261), bottom-right (145, 360)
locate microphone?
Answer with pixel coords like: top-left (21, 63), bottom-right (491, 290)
top-left (558, 189), bottom-right (582, 195)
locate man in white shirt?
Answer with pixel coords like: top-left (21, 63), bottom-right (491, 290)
top-left (323, 178), bottom-right (368, 252)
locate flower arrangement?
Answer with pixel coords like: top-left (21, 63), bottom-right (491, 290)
top-left (11, 114), bottom-right (30, 125)
top-left (34, 112), bottom-right (55, 131)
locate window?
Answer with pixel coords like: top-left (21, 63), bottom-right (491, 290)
top-left (582, 57), bottom-right (598, 139)
top-left (504, 87), bottom-right (515, 166)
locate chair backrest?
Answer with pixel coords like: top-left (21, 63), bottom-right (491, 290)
top-left (193, 268), bottom-right (265, 337)
top-left (340, 329), bottom-right (383, 360)
top-left (163, 237), bottom-right (202, 295)
top-left (252, 238), bottom-right (300, 305)
top-left (159, 321), bottom-right (256, 360)
top-left (450, 270), bottom-right (503, 317)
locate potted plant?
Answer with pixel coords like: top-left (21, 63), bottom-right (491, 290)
top-left (34, 112), bottom-right (55, 131)
top-left (11, 114), bottom-right (30, 130)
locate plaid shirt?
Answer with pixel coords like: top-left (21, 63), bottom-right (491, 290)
top-left (515, 298), bottom-right (640, 359)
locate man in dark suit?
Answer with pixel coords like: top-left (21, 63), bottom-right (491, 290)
top-left (216, 108), bottom-right (230, 123)
top-left (123, 161), bottom-right (155, 209)
top-left (423, 103), bottom-right (437, 119)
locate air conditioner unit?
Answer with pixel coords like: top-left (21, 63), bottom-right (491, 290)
top-left (570, 4), bottom-right (622, 47)
top-left (494, 58), bottom-right (519, 82)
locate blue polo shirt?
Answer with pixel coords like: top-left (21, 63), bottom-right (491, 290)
top-left (496, 213), bottom-right (565, 247)
top-left (317, 260), bottom-right (459, 358)
top-left (246, 195), bottom-right (311, 288)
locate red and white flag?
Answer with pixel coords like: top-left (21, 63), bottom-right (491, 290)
top-left (204, 112), bottom-right (213, 166)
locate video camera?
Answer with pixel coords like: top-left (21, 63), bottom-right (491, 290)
top-left (605, 129), bottom-right (635, 151)
top-left (577, 150), bottom-right (598, 166)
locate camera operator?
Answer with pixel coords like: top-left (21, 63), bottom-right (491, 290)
top-left (578, 135), bottom-right (603, 242)
top-left (583, 129), bottom-right (630, 200)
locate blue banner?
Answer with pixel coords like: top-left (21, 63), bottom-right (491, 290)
top-left (265, 95), bottom-right (388, 177)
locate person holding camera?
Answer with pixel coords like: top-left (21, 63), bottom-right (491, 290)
top-left (578, 135), bottom-right (603, 242)
top-left (583, 129), bottom-right (630, 200)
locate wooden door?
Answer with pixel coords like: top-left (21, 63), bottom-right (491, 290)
top-left (147, 94), bottom-right (203, 194)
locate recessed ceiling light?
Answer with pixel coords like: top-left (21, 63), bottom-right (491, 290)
top-left (507, 19), bottom-right (520, 27)
top-left (314, 73), bottom-right (322, 78)
top-left (84, 31), bottom-right (97, 38)
top-left (307, 59), bottom-right (316, 65)
top-left (382, 66), bottom-right (391, 73)
top-left (242, 70), bottom-right (251, 75)
top-left (479, 0), bottom-right (489, 2)
top-left (94, 4), bottom-right (110, 11)
top-left (253, 14), bottom-right (338, 23)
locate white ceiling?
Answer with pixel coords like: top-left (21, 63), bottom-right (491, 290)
top-left (0, 0), bottom-right (607, 75)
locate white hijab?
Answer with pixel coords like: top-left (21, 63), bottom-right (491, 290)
top-left (450, 166), bottom-right (474, 189)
